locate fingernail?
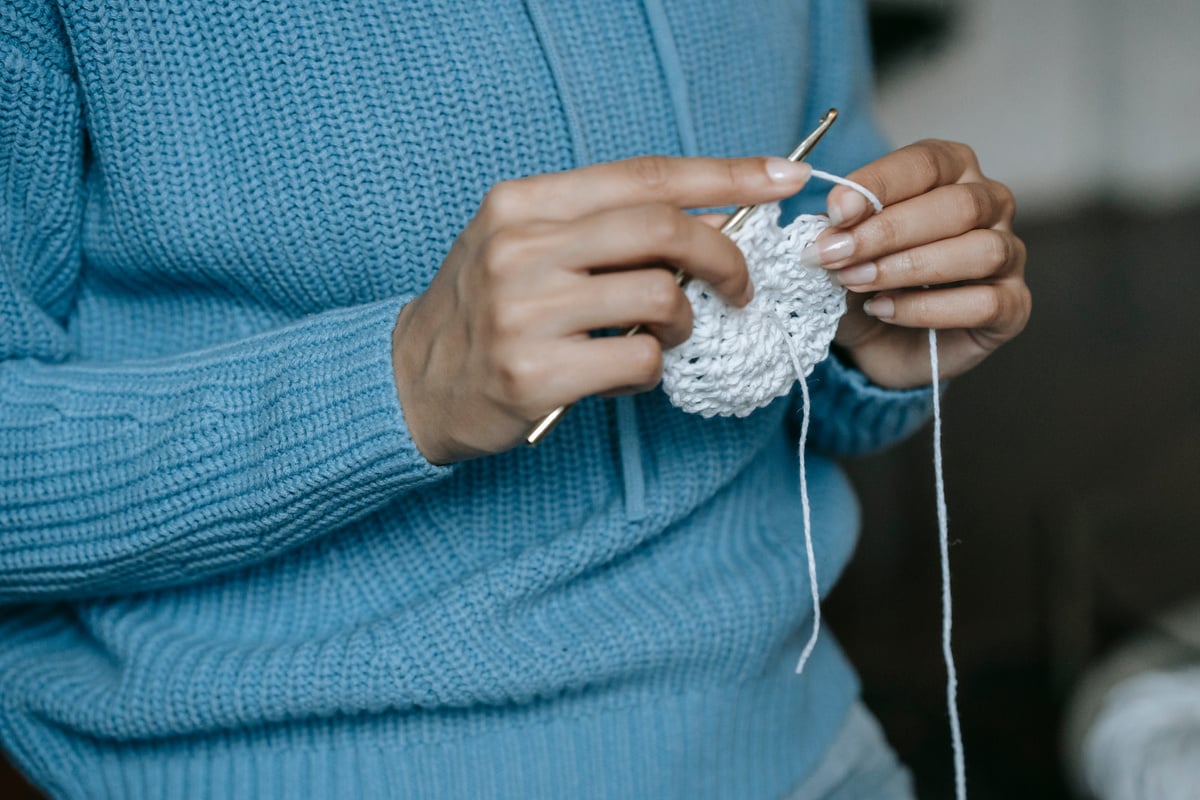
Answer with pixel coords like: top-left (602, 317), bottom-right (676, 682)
top-left (833, 262), bottom-right (877, 288)
top-left (765, 158), bottom-right (812, 183)
top-left (828, 192), bottom-right (867, 227)
top-left (863, 296), bottom-right (894, 320)
top-left (799, 233), bottom-right (855, 268)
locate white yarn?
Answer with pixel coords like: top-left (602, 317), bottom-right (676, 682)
top-left (661, 172), bottom-right (966, 799)
top-left (661, 204), bottom-right (845, 417)
top-left (775, 321), bottom-right (821, 677)
top-left (931, 328), bottom-right (966, 800)
top-left (809, 169), bottom-right (883, 210)
top-left (661, 174), bottom-right (882, 419)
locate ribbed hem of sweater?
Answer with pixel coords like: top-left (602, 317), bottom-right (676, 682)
top-left (2, 636), bottom-right (857, 800)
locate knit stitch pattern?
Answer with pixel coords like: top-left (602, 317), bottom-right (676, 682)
top-left (0, 1), bottom-right (934, 797)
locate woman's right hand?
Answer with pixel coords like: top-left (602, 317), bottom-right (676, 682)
top-left (392, 155), bottom-right (813, 465)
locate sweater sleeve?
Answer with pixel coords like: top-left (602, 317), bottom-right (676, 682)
top-left (0, 22), bottom-right (451, 603)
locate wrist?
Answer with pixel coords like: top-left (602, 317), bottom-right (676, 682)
top-left (391, 300), bottom-right (449, 466)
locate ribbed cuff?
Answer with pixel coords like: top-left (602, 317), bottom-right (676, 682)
top-left (802, 354), bottom-right (936, 456)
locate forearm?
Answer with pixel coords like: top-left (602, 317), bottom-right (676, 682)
top-left (0, 297), bottom-right (451, 602)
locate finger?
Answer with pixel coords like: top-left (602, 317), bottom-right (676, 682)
top-left (695, 212), bottom-right (729, 228)
top-left (833, 229), bottom-right (1026, 293)
top-left (480, 156), bottom-right (812, 225)
top-left (862, 280), bottom-right (1031, 336)
top-left (810, 182), bottom-right (1012, 269)
top-left (539, 204), bottom-right (752, 305)
top-left (551, 269), bottom-right (694, 347)
top-left (827, 140), bottom-right (983, 228)
top-left (523, 334), bottom-right (665, 412)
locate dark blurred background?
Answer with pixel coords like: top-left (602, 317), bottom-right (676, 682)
top-left (4, 0), bottom-right (1197, 797)
top-left (829, 0), bottom-right (1200, 797)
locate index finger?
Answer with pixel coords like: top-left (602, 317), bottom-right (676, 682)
top-left (827, 140), bottom-right (982, 228)
top-left (482, 156), bottom-right (813, 225)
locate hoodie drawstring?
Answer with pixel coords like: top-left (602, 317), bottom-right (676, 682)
top-left (525, 0), bottom-right (701, 522)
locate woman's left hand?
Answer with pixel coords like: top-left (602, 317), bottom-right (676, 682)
top-left (803, 139), bottom-right (1030, 388)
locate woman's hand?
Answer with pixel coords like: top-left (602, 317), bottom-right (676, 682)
top-left (392, 156), bottom-right (814, 465)
top-left (805, 140), bottom-right (1030, 389)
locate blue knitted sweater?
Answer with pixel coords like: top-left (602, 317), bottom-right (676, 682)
top-left (0, 1), bottom-right (933, 797)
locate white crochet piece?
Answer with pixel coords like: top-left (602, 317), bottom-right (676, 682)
top-left (661, 202), bottom-right (844, 417)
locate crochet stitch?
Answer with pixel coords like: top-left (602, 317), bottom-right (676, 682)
top-left (662, 203), bottom-right (845, 417)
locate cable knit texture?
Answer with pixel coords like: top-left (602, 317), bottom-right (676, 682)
top-left (0, 1), bottom-right (933, 797)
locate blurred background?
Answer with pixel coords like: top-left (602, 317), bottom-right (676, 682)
top-left (3, 1), bottom-right (1196, 797)
top-left (829, 0), bottom-right (1200, 797)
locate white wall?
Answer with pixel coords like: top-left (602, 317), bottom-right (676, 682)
top-left (874, 0), bottom-right (1200, 214)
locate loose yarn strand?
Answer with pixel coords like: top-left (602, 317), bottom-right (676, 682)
top-left (930, 328), bottom-right (966, 800)
top-left (783, 332), bottom-right (820, 676)
top-left (810, 169), bottom-right (884, 213)
top-left (787, 170), bottom-right (878, 676)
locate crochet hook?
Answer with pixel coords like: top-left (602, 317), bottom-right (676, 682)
top-left (525, 108), bottom-right (839, 446)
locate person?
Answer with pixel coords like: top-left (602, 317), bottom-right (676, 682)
top-left (0, 0), bottom-right (1028, 797)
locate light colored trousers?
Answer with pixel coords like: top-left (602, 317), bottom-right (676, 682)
top-left (785, 702), bottom-right (917, 800)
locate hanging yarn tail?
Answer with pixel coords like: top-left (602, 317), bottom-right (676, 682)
top-left (779, 333), bottom-right (820, 676)
top-left (930, 328), bottom-right (967, 800)
top-left (786, 170), bottom-right (882, 677)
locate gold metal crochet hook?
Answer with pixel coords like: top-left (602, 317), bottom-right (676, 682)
top-left (525, 108), bottom-right (839, 446)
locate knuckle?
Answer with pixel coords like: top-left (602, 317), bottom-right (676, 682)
top-left (891, 249), bottom-right (922, 282)
top-left (911, 140), bottom-right (947, 184)
top-left (627, 156), bottom-right (673, 193)
top-left (480, 180), bottom-right (526, 225)
top-left (629, 337), bottom-right (664, 384)
top-left (912, 293), bottom-right (934, 320)
top-left (1016, 284), bottom-right (1033, 330)
top-left (865, 213), bottom-right (900, 253)
top-left (994, 180), bottom-right (1017, 220)
top-left (978, 289), bottom-right (1005, 328)
top-left (725, 159), bottom-right (744, 192)
top-left (489, 297), bottom-right (532, 337)
top-left (960, 182), bottom-right (991, 226)
top-left (982, 230), bottom-right (1012, 272)
top-left (945, 140), bottom-right (978, 167)
top-left (848, 164), bottom-right (885, 200)
top-left (644, 271), bottom-right (683, 318)
top-left (1011, 235), bottom-right (1029, 272)
top-left (670, 299), bottom-right (695, 347)
top-left (493, 350), bottom-right (543, 405)
top-left (641, 204), bottom-right (684, 246)
top-left (714, 256), bottom-right (749, 299)
top-left (479, 229), bottom-right (526, 278)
